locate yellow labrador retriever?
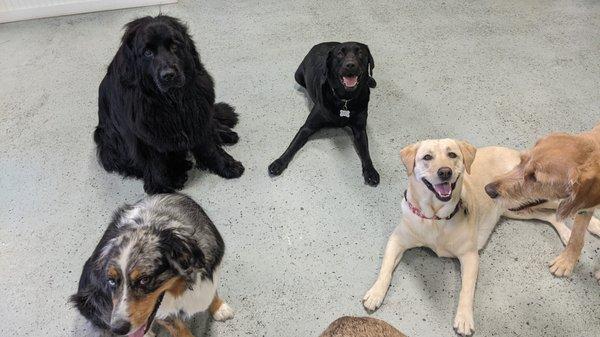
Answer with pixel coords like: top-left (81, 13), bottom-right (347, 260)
top-left (363, 139), bottom-right (567, 336)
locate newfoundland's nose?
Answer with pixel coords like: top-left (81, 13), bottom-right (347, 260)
top-left (110, 319), bottom-right (131, 335)
top-left (160, 67), bottom-right (177, 82)
top-left (437, 167), bottom-right (452, 181)
top-left (485, 183), bottom-right (499, 199)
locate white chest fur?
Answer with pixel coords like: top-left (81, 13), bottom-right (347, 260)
top-left (156, 268), bottom-right (220, 319)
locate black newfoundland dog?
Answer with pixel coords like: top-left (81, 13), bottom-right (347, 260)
top-left (95, 15), bottom-right (244, 194)
top-left (268, 42), bottom-right (379, 186)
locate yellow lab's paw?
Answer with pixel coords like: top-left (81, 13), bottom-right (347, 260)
top-left (453, 308), bottom-right (475, 336)
top-left (212, 302), bottom-right (234, 322)
top-left (595, 270), bottom-right (600, 282)
top-left (549, 252), bottom-right (577, 277)
top-left (362, 283), bottom-right (386, 312)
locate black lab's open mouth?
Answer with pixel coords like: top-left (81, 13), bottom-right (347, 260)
top-left (508, 199), bottom-right (548, 212)
top-left (340, 75), bottom-right (359, 89)
top-left (422, 176), bottom-right (459, 202)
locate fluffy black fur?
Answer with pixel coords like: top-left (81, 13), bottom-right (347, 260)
top-left (268, 42), bottom-right (380, 186)
top-left (94, 15), bottom-right (243, 194)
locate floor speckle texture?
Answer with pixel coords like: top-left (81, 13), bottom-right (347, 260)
top-left (1, 0), bottom-right (599, 336)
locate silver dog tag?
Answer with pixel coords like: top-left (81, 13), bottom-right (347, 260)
top-left (339, 109), bottom-right (350, 118)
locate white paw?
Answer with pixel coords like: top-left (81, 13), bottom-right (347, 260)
top-left (362, 283), bottom-right (387, 311)
top-left (453, 308), bottom-right (475, 336)
top-left (144, 331), bottom-right (156, 337)
top-left (595, 270), bottom-right (600, 282)
top-left (212, 302), bottom-right (234, 322)
top-left (588, 217), bottom-right (600, 236)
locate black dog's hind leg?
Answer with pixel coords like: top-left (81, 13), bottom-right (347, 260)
top-left (213, 103), bottom-right (239, 145)
top-left (139, 148), bottom-right (180, 194)
top-left (268, 112), bottom-right (321, 176)
top-left (350, 124), bottom-right (380, 186)
top-left (165, 151), bottom-right (193, 190)
top-left (193, 142), bottom-right (244, 179)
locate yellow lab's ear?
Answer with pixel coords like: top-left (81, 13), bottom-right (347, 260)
top-left (557, 160), bottom-right (600, 220)
top-left (400, 142), bottom-right (420, 176)
top-left (456, 140), bottom-right (477, 174)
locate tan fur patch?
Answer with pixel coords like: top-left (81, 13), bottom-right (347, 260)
top-left (208, 294), bottom-right (223, 316)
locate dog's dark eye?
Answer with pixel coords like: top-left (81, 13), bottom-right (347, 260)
top-left (423, 154), bottom-right (433, 161)
top-left (138, 276), bottom-right (150, 287)
top-left (171, 44), bottom-right (178, 52)
top-left (526, 172), bottom-right (537, 182)
top-left (143, 49), bottom-right (154, 58)
top-left (448, 152), bottom-right (457, 158)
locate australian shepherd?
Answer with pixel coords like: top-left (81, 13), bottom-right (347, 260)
top-left (70, 194), bottom-right (233, 337)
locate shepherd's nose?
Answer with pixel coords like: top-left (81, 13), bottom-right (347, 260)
top-left (485, 183), bottom-right (499, 199)
top-left (110, 319), bottom-right (131, 335)
top-left (437, 167), bottom-right (452, 181)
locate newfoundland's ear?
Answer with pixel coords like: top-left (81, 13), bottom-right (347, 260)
top-left (159, 227), bottom-right (205, 282)
top-left (114, 17), bottom-right (151, 86)
top-left (456, 140), bottom-right (477, 174)
top-left (400, 142), bottom-right (420, 176)
top-left (360, 43), bottom-right (376, 88)
top-left (557, 159), bottom-right (600, 220)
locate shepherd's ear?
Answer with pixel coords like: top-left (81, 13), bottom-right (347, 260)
top-left (400, 142), bottom-right (420, 176)
top-left (159, 228), bottom-right (205, 282)
top-left (456, 140), bottom-right (477, 174)
top-left (557, 160), bottom-right (600, 220)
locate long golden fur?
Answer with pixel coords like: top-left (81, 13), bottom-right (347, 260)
top-left (486, 124), bottom-right (600, 279)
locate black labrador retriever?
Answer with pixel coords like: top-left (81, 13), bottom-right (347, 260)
top-left (268, 42), bottom-right (379, 186)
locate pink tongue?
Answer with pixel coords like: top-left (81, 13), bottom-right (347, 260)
top-left (129, 325), bottom-right (146, 337)
top-left (434, 182), bottom-right (452, 196)
top-left (342, 76), bottom-right (358, 87)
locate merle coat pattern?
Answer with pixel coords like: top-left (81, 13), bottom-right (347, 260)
top-left (268, 42), bottom-right (379, 186)
top-left (94, 15), bottom-right (243, 194)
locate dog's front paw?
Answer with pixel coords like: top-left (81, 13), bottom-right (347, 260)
top-left (169, 172), bottom-right (188, 190)
top-left (219, 160), bottom-right (245, 179)
top-left (453, 307), bottom-right (475, 336)
top-left (362, 283), bottom-right (386, 311)
top-left (219, 130), bottom-right (239, 145)
top-left (212, 302), bottom-right (234, 322)
top-left (363, 166), bottom-right (380, 186)
top-left (268, 159), bottom-right (287, 176)
top-left (549, 251), bottom-right (578, 277)
top-left (594, 270), bottom-right (600, 282)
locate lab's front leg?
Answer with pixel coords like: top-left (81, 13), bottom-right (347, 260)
top-left (454, 251), bottom-right (479, 336)
top-left (363, 229), bottom-right (407, 311)
top-left (351, 124), bottom-right (379, 186)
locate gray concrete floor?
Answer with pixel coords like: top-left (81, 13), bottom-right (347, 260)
top-left (1, 0), bottom-right (599, 336)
